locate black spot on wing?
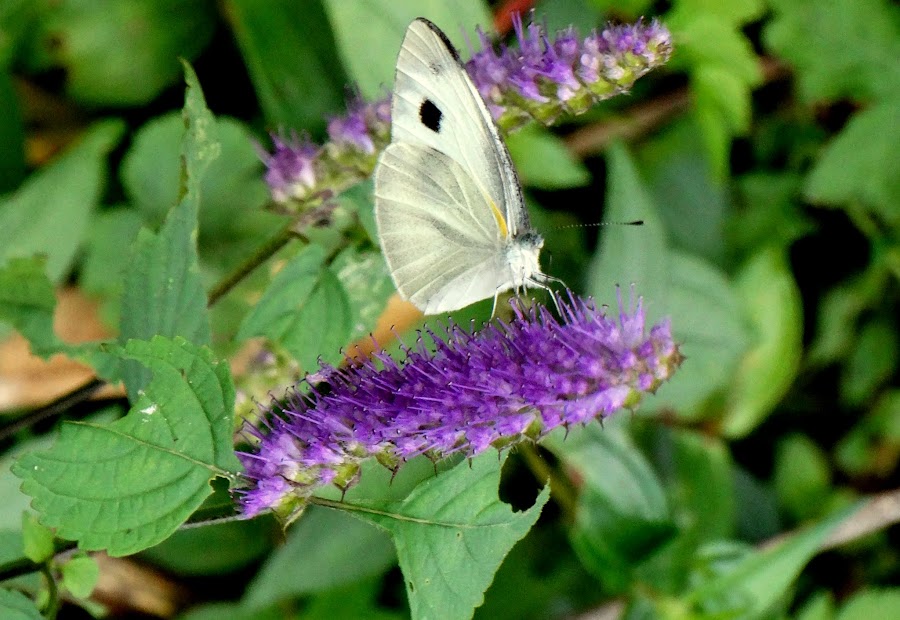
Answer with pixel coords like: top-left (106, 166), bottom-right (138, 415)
top-left (419, 99), bottom-right (443, 133)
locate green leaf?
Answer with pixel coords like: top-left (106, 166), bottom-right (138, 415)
top-left (547, 422), bottom-right (675, 592)
top-left (729, 172), bottom-right (814, 253)
top-left (723, 246), bottom-right (804, 437)
top-left (506, 125), bottom-right (591, 189)
top-left (774, 434), bottom-right (832, 521)
top-left (804, 99), bottom-right (900, 225)
top-left (0, 70), bottom-right (25, 193)
top-left (79, 208), bottom-right (144, 318)
top-left (670, 0), bottom-right (765, 25)
top-left (808, 265), bottom-right (888, 367)
top-left (0, 257), bottom-right (62, 358)
top-left (322, 0), bottom-right (491, 99)
top-left (179, 602), bottom-right (283, 620)
top-left (637, 117), bottom-right (728, 263)
top-left (21, 512), bottom-right (54, 563)
top-left (840, 319), bottom-right (898, 407)
top-left (685, 503), bottom-right (860, 616)
top-left (0, 0), bottom-right (35, 67)
top-left (226, 0), bottom-right (346, 132)
top-left (121, 112), bottom-right (269, 230)
top-left (303, 578), bottom-right (404, 620)
top-left (352, 452), bottom-right (549, 620)
top-left (60, 554), bottom-right (99, 598)
top-left (0, 589), bottom-right (42, 620)
top-left (12, 336), bottom-right (241, 556)
top-left (666, 429), bottom-right (737, 544)
top-left (0, 120), bottom-right (124, 282)
top-left (141, 516), bottom-right (273, 576)
top-left (238, 245), bottom-right (352, 371)
top-left (119, 64), bottom-right (217, 397)
top-left (837, 589), bottom-right (900, 620)
top-left (764, 0), bottom-right (900, 102)
top-left (588, 143), bottom-right (750, 416)
top-left (796, 591), bottom-right (836, 620)
top-left (693, 65), bottom-right (752, 135)
top-left (24, 0), bottom-right (215, 105)
top-left (646, 251), bottom-right (751, 417)
top-left (333, 247), bottom-right (395, 343)
top-left (244, 506), bottom-right (394, 608)
top-left (587, 142), bottom-right (669, 318)
top-left (835, 390), bottom-right (900, 478)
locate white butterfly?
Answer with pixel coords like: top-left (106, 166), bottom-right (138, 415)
top-left (374, 18), bottom-right (550, 315)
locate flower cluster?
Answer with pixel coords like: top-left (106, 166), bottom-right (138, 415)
top-left (237, 291), bottom-right (682, 519)
top-left (262, 17), bottom-right (672, 208)
top-left (468, 16), bottom-right (672, 129)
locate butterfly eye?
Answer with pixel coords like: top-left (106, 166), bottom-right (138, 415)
top-left (419, 99), bottom-right (443, 133)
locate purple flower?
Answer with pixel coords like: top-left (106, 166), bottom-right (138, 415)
top-left (237, 290), bottom-right (683, 519)
top-left (470, 15), bottom-right (674, 127)
top-left (260, 132), bottom-right (319, 203)
top-left (260, 16), bottom-right (672, 205)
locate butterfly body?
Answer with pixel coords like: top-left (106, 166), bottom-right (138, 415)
top-left (374, 18), bottom-right (547, 315)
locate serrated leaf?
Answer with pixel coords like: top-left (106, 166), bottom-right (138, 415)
top-left (322, 0), bottom-right (491, 99)
top-left (12, 336), bottom-right (240, 556)
top-left (506, 125), bottom-right (591, 189)
top-left (686, 503), bottom-right (860, 616)
top-left (227, 0), bottom-right (346, 132)
top-left (804, 99), bottom-right (900, 225)
top-left (764, 0), bottom-right (900, 102)
top-left (352, 453), bottom-right (549, 620)
top-left (0, 120), bottom-right (124, 283)
top-left (60, 554), bottom-right (99, 598)
top-left (723, 246), bottom-right (803, 437)
top-left (244, 506), bottom-right (394, 608)
top-left (0, 589), bottom-right (42, 620)
top-left (668, 13), bottom-right (762, 85)
top-left (21, 512), bottom-right (54, 563)
top-left (238, 245), bottom-right (351, 371)
top-left (119, 63), bottom-right (217, 398)
top-left (24, 0), bottom-right (215, 105)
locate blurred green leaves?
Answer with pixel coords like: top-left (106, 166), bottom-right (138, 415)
top-left (22, 0), bottom-right (216, 105)
top-left (227, 0), bottom-right (346, 133)
top-left (322, 0), bottom-right (491, 99)
top-left (0, 121), bottom-right (123, 283)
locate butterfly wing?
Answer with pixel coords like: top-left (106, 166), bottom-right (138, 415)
top-left (386, 18), bottom-right (531, 238)
top-left (375, 142), bottom-right (511, 314)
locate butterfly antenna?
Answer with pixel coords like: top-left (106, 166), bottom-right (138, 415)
top-left (552, 220), bottom-right (644, 231)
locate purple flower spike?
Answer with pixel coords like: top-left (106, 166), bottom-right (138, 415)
top-left (260, 16), bottom-right (672, 206)
top-left (261, 133), bottom-right (319, 203)
top-left (237, 290), bottom-right (683, 519)
top-left (467, 16), bottom-right (673, 128)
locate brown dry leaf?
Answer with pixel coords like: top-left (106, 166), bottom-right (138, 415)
top-left (0, 288), bottom-right (122, 412)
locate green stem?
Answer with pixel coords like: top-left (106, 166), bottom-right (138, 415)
top-left (518, 444), bottom-right (579, 522)
top-left (206, 222), bottom-right (303, 307)
top-left (41, 563), bottom-right (60, 620)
